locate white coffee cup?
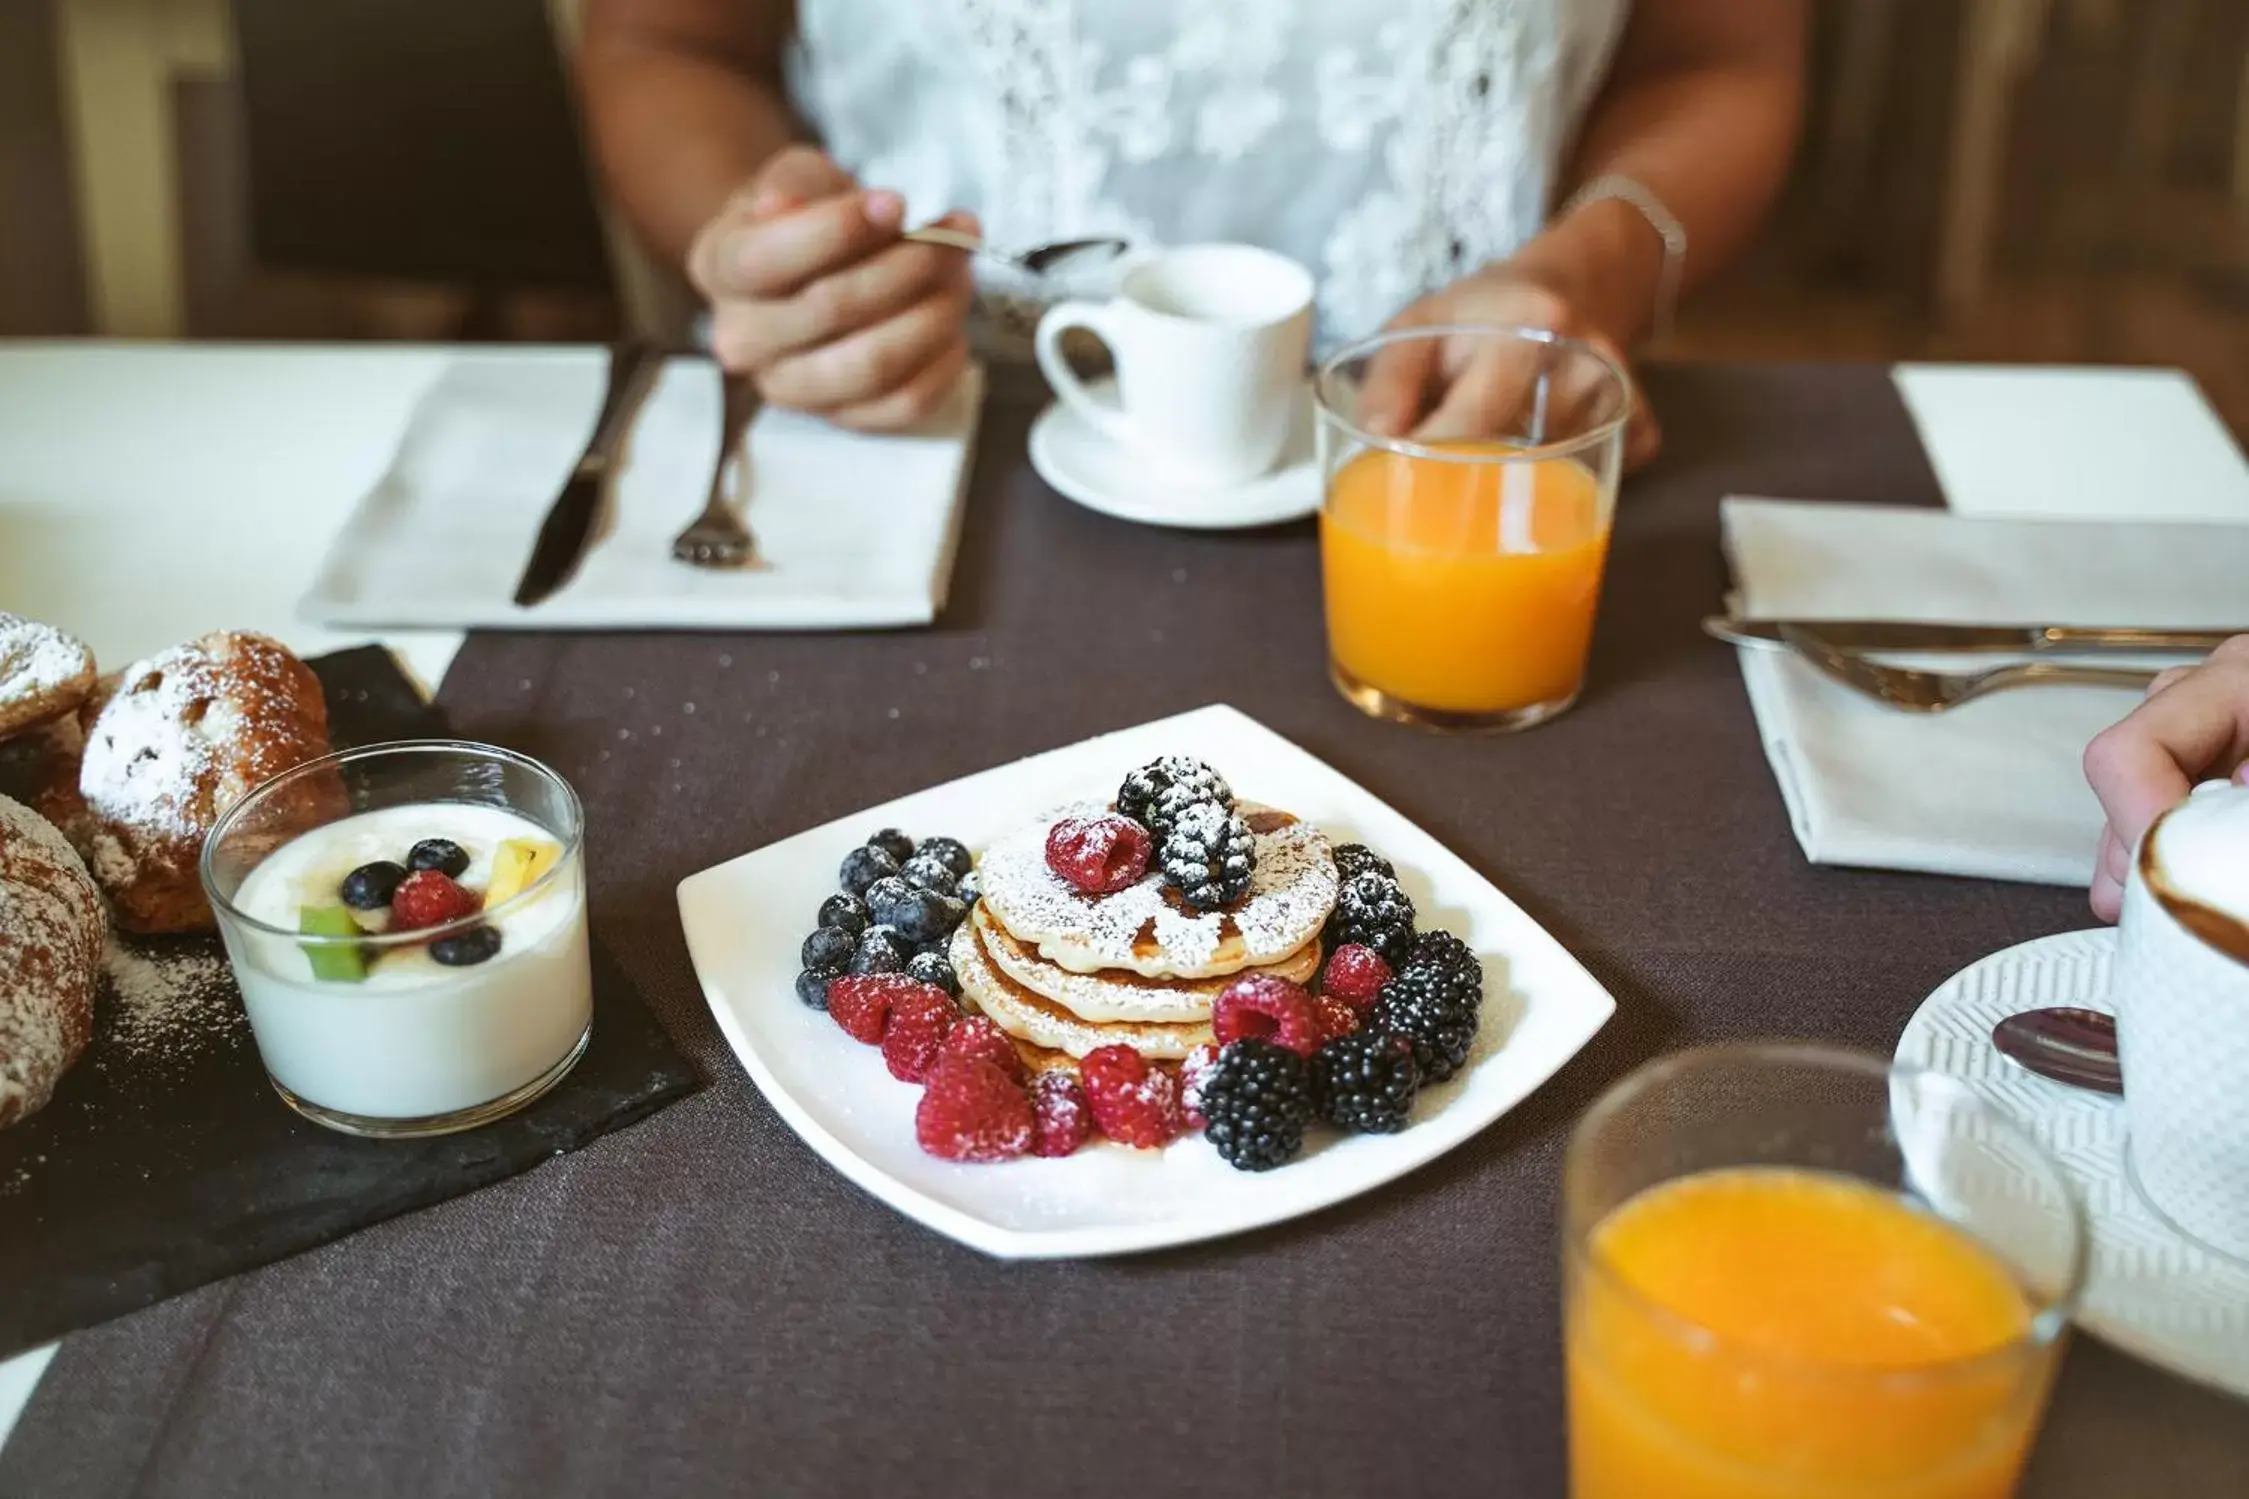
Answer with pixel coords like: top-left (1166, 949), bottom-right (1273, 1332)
top-left (2112, 778), bottom-right (2249, 1260)
top-left (1033, 242), bottom-right (1314, 487)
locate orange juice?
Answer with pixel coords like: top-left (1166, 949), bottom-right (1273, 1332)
top-left (1320, 442), bottom-right (1610, 716)
top-left (1568, 1167), bottom-right (2054, 1499)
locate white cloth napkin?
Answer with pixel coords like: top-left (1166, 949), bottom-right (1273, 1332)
top-left (1724, 498), bottom-right (2249, 886)
top-left (301, 351), bottom-right (983, 631)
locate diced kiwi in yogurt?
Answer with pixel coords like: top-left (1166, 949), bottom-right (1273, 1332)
top-left (298, 904), bottom-right (369, 982)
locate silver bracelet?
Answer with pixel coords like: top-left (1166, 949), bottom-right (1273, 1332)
top-left (1558, 173), bottom-right (1686, 343)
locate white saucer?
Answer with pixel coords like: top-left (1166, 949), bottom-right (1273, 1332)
top-left (1028, 377), bottom-right (1321, 531)
top-left (1896, 928), bottom-right (2249, 1398)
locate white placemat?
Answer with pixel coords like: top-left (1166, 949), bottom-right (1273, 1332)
top-left (301, 351), bottom-right (983, 631)
top-left (1725, 499), bottom-right (2249, 885)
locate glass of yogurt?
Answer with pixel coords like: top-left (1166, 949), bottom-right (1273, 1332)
top-left (200, 740), bottom-right (592, 1138)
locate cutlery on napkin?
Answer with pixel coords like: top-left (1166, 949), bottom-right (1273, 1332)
top-left (300, 350), bottom-right (983, 632)
top-left (1721, 498), bottom-right (2249, 886)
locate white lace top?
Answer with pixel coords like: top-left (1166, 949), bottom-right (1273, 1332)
top-left (788, 0), bottom-right (1632, 350)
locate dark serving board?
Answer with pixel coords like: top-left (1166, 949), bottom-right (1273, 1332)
top-left (0, 646), bottom-right (700, 1359)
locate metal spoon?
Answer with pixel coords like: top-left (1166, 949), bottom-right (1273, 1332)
top-left (902, 226), bottom-right (1131, 277)
top-left (1991, 1007), bottom-right (2122, 1095)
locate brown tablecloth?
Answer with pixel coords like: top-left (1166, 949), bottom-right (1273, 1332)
top-left (7, 365), bottom-right (2245, 1497)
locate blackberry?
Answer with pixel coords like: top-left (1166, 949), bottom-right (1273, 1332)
top-left (1401, 930), bottom-right (1483, 1013)
top-left (1325, 871), bottom-right (1417, 966)
top-left (849, 925), bottom-right (913, 975)
top-left (816, 892), bottom-right (871, 937)
top-left (865, 828), bottom-right (915, 863)
top-left (839, 844), bottom-right (900, 896)
top-left (1158, 800), bottom-right (1256, 913)
top-left (906, 950), bottom-right (960, 998)
top-left (1116, 756), bottom-right (1233, 835)
top-left (917, 836), bottom-right (974, 877)
top-left (1369, 969), bottom-right (1479, 1083)
top-left (430, 925), bottom-right (502, 966)
top-left (801, 925), bottom-right (854, 976)
top-left (794, 969), bottom-right (832, 1010)
top-left (1198, 1039), bottom-right (1315, 1171)
top-left (1331, 843), bottom-right (1395, 883)
top-left (1311, 1032), bottom-right (1420, 1132)
top-left (340, 860), bottom-right (407, 911)
top-left (407, 838), bottom-right (471, 878)
top-left (899, 853), bottom-right (960, 896)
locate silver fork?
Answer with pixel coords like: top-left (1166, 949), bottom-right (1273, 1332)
top-left (670, 371), bottom-right (762, 568)
top-left (1778, 624), bottom-right (2158, 712)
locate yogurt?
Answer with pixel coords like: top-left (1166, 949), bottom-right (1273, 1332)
top-left (224, 802), bottom-right (591, 1122)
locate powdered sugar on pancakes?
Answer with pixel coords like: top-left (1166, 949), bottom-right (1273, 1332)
top-left (971, 901), bottom-right (1317, 1024)
top-left (950, 920), bottom-right (1214, 1061)
top-left (1, 793), bottom-right (103, 1127)
top-left (0, 613), bottom-right (95, 738)
top-left (977, 800), bottom-right (1338, 980)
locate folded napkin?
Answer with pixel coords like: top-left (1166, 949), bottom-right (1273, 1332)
top-left (302, 351), bottom-right (983, 631)
top-left (1724, 499), bottom-right (2249, 886)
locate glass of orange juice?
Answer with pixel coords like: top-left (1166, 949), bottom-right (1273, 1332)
top-left (1564, 1044), bottom-right (2086, 1499)
top-left (1311, 324), bottom-right (1629, 731)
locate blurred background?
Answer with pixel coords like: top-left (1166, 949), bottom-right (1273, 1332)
top-left (3, 0), bottom-right (2244, 434)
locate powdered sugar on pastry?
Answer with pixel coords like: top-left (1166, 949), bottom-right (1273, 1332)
top-left (976, 800), bottom-right (1337, 980)
top-left (0, 613), bottom-right (96, 739)
top-left (1, 792), bottom-right (104, 1127)
top-left (971, 900), bottom-right (1317, 1024)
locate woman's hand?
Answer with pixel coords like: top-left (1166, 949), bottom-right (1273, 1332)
top-left (686, 146), bottom-right (977, 431)
top-left (2082, 635), bottom-right (2249, 920)
top-left (1355, 261), bottom-right (1661, 469)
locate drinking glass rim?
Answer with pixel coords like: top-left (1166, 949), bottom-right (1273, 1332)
top-left (1312, 323), bottom-right (1634, 464)
top-left (198, 738), bottom-right (585, 948)
top-left (1563, 1040), bottom-right (2089, 1388)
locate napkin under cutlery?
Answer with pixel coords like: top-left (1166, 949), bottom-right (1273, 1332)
top-left (1723, 498), bottom-right (2249, 886)
top-left (301, 350), bottom-right (984, 631)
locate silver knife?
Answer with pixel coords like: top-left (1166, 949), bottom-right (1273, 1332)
top-left (1703, 616), bottom-right (2243, 655)
top-left (513, 340), bottom-right (663, 607)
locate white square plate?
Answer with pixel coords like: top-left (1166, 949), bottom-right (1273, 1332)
top-left (676, 705), bottom-right (1616, 1258)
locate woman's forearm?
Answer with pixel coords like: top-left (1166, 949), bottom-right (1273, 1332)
top-left (577, 0), bottom-right (802, 272)
top-left (1515, 0), bottom-right (1806, 346)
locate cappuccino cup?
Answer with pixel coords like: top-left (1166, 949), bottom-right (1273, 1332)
top-left (1033, 243), bottom-right (1313, 486)
top-left (2112, 778), bottom-right (2249, 1260)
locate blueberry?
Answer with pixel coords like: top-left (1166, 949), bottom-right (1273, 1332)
top-left (957, 870), bottom-right (981, 905)
top-left (850, 925), bottom-right (912, 975)
top-left (816, 892), bottom-right (870, 937)
top-left (340, 860), bottom-right (407, 911)
top-left (407, 838), bottom-right (470, 878)
top-left (886, 888), bottom-right (963, 945)
top-left (839, 845), bottom-right (900, 896)
top-left (864, 876), bottom-right (914, 917)
top-left (429, 925), bottom-right (503, 966)
top-left (905, 950), bottom-right (959, 998)
top-left (794, 969), bottom-right (832, 1010)
top-left (899, 854), bottom-right (959, 896)
top-left (801, 925), bottom-right (854, 976)
top-left (865, 828), bottom-right (915, 863)
top-left (917, 836), bottom-right (973, 877)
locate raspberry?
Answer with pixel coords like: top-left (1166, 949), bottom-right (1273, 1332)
top-left (1029, 1071), bottom-right (1092, 1157)
top-left (1178, 1042), bottom-right (1220, 1131)
top-left (827, 973), bottom-right (938, 1045)
top-left (1320, 944), bottom-right (1392, 1011)
top-left (880, 985), bottom-right (959, 1082)
top-left (1212, 974), bottom-right (1322, 1057)
top-left (1314, 992), bottom-right (1361, 1044)
top-left (915, 1057), bottom-right (1033, 1162)
top-left (940, 1014), bottom-right (1025, 1081)
top-left (389, 869), bottom-right (481, 931)
top-left (1044, 813), bottom-right (1153, 895)
top-left (1079, 1044), bottom-right (1184, 1148)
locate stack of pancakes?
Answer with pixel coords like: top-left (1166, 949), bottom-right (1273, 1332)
top-left (949, 800), bottom-right (1340, 1071)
